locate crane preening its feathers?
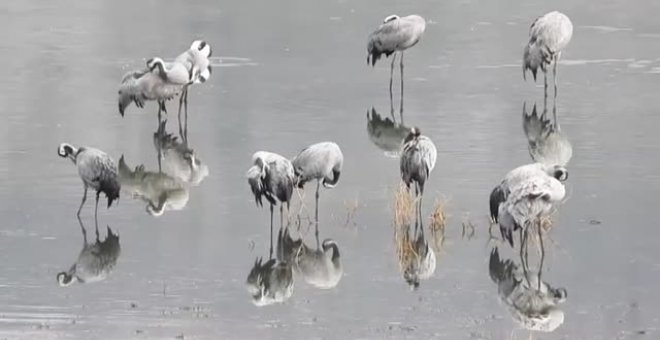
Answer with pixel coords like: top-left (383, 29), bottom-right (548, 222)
top-left (58, 143), bottom-right (120, 225)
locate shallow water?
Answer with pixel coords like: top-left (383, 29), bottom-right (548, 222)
top-left (2, 0), bottom-right (660, 339)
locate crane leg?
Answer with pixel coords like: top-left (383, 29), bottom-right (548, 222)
top-left (77, 186), bottom-right (88, 218)
top-left (400, 51), bottom-right (404, 115)
top-left (544, 71), bottom-right (548, 98)
top-left (315, 180), bottom-right (321, 225)
top-left (537, 221), bottom-right (545, 290)
top-left (94, 191), bottom-right (100, 240)
top-left (389, 53), bottom-right (397, 103)
top-left (269, 203), bottom-right (274, 260)
top-left (553, 54), bottom-right (559, 100)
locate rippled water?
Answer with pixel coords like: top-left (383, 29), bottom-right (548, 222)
top-left (2, 0), bottom-right (660, 339)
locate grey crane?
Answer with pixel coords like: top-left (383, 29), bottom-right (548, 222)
top-left (57, 219), bottom-right (121, 287)
top-left (523, 102), bottom-right (572, 167)
top-left (489, 247), bottom-right (567, 332)
top-left (291, 142), bottom-right (343, 224)
top-left (58, 143), bottom-right (120, 225)
top-left (247, 151), bottom-right (295, 258)
top-left (523, 11), bottom-right (573, 99)
top-left (367, 14), bottom-right (426, 101)
top-left (117, 64), bottom-right (184, 121)
top-left (400, 127), bottom-right (437, 221)
top-left (489, 162), bottom-right (567, 246)
top-left (118, 156), bottom-right (189, 217)
top-left (246, 226), bottom-right (294, 306)
top-left (497, 168), bottom-right (566, 276)
top-left (169, 40), bottom-right (213, 137)
top-left (278, 227), bottom-right (343, 289)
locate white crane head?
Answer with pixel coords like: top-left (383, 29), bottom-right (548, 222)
top-left (190, 40), bottom-right (212, 58)
top-left (56, 270), bottom-right (77, 287)
top-left (58, 143), bottom-right (78, 162)
top-left (383, 15), bottom-right (400, 23)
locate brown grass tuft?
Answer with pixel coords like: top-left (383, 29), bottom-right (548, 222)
top-left (393, 184), bottom-right (415, 228)
top-left (428, 199), bottom-right (447, 251)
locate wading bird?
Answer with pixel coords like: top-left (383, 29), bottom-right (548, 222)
top-left (247, 152), bottom-right (295, 258)
top-left (400, 127), bottom-right (437, 220)
top-left (523, 11), bottom-right (573, 99)
top-left (367, 15), bottom-right (426, 100)
top-left (497, 169), bottom-right (566, 272)
top-left (57, 219), bottom-right (121, 287)
top-left (292, 142), bottom-right (343, 223)
top-left (489, 162), bottom-right (567, 247)
top-left (58, 143), bottom-right (120, 225)
top-left (117, 65), bottom-right (184, 121)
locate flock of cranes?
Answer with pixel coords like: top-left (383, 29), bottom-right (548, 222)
top-left (53, 8), bottom-right (575, 329)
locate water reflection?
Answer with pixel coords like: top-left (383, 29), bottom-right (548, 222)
top-left (118, 121), bottom-right (210, 216)
top-left (393, 186), bottom-right (438, 290)
top-left (366, 107), bottom-right (410, 158)
top-left (277, 223), bottom-right (343, 289)
top-left (154, 121), bottom-right (209, 186)
top-left (246, 229), bottom-right (295, 307)
top-left (57, 218), bottom-right (121, 287)
top-left (522, 101), bottom-right (572, 167)
top-left (488, 247), bottom-right (567, 333)
top-left (118, 155), bottom-right (189, 216)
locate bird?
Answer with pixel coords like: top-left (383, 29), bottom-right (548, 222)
top-left (400, 127), bottom-right (437, 220)
top-left (170, 40), bottom-right (213, 136)
top-left (367, 15), bottom-right (426, 99)
top-left (57, 219), bottom-right (121, 287)
top-left (523, 11), bottom-right (573, 99)
top-left (489, 247), bottom-right (567, 332)
top-left (247, 151), bottom-right (295, 258)
top-left (366, 107), bottom-right (409, 158)
top-left (245, 256), bottom-right (294, 306)
top-left (291, 142), bottom-right (343, 223)
top-left (154, 121), bottom-right (209, 186)
top-left (58, 143), bottom-right (120, 225)
top-left (277, 227), bottom-right (343, 289)
top-left (497, 169), bottom-right (566, 269)
top-left (117, 65), bottom-right (184, 120)
top-left (489, 162), bottom-right (567, 247)
top-left (522, 103), bottom-right (572, 167)
top-left (118, 156), bottom-right (189, 216)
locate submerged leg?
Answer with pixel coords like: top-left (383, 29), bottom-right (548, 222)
top-left (389, 53), bottom-right (397, 102)
top-left (77, 186), bottom-right (88, 217)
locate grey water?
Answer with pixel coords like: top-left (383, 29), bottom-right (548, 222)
top-left (2, 0), bottom-right (660, 339)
